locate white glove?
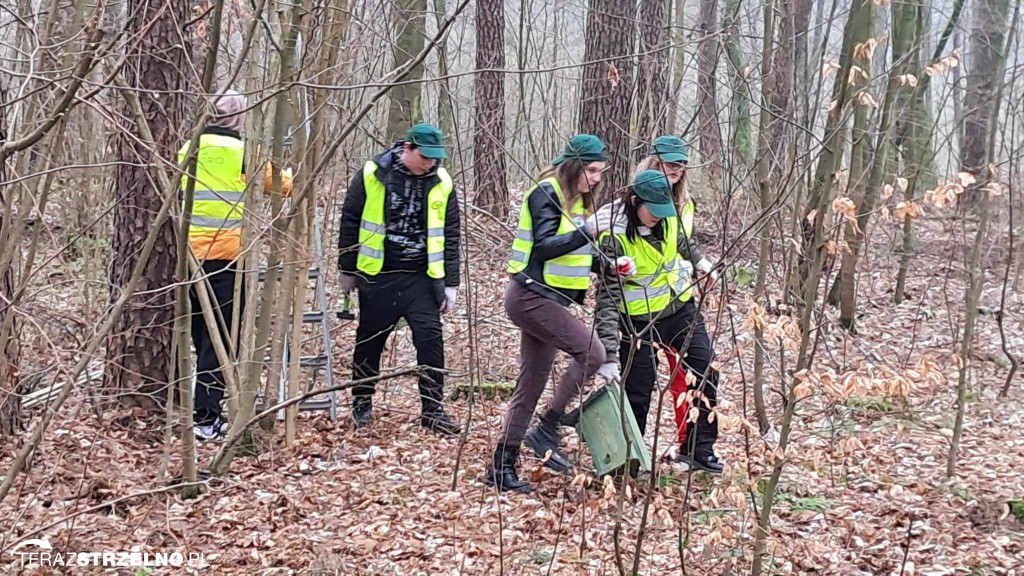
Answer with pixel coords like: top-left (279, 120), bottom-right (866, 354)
top-left (596, 362), bottom-right (620, 382)
top-left (440, 287), bottom-right (458, 314)
top-left (339, 274), bottom-right (357, 293)
top-left (696, 258), bottom-right (718, 288)
top-left (614, 256), bottom-right (637, 277)
top-left (586, 200), bottom-right (620, 236)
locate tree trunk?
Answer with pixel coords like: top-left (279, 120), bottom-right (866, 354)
top-left (835, 0), bottom-right (875, 331)
top-left (0, 77), bottom-right (22, 436)
top-left (432, 0), bottom-right (455, 141)
top-left (839, 37), bottom-right (899, 329)
top-left (637, 0), bottom-right (670, 144)
top-left (961, 0), bottom-right (1011, 205)
top-left (950, 0), bottom-right (1015, 474)
top-left (104, 0), bottom-right (187, 408)
top-left (473, 0), bottom-right (508, 217)
top-left (751, 0), bottom-right (778, 439)
top-left (696, 0), bottom-right (724, 179)
top-left (723, 0), bottom-right (751, 166)
top-left (892, 0), bottom-right (927, 303)
top-left (667, 0), bottom-right (689, 134)
top-left (386, 0), bottom-right (427, 142)
top-left (797, 0), bottom-right (863, 296)
top-left (949, 172), bottom-right (992, 476)
top-left (579, 0), bottom-right (637, 203)
top-left (769, 0), bottom-right (799, 178)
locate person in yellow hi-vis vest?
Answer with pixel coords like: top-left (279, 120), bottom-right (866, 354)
top-left (337, 124), bottom-right (462, 436)
top-left (180, 90), bottom-right (292, 441)
top-left (485, 134), bottom-right (612, 494)
top-left (591, 166), bottom-right (724, 474)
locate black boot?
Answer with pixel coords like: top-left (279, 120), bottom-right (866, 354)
top-left (421, 409), bottom-right (462, 436)
top-left (675, 449), bottom-right (724, 474)
top-left (485, 445), bottom-right (531, 493)
top-left (523, 415), bottom-right (572, 473)
top-left (352, 397), bottom-right (372, 429)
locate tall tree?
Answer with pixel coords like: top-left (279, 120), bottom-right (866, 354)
top-left (386, 0), bottom-right (427, 142)
top-left (796, 0), bottom-right (865, 298)
top-left (578, 0), bottom-right (637, 201)
top-left (432, 0), bottom-right (455, 140)
top-left (723, 0), bottom-right (751, 165)
top-left (104, 0), bottom-right (187, 407)
top-left (0, 78), bottom-right (20, 435)
top-left (637, 0), bottom-right (670, 145)
top-left (769, 0), bottom-right (799, 177)
top-left (696, 0), bottom-right (724, 178)
top-left (472, 0), bottom-right (508, 216)
top-left (961, 0), bottom-right (1012, 205)
top-left (667, 0), bottom-right (689, 134)
top-left (834, 0), bottom-right (875, 330)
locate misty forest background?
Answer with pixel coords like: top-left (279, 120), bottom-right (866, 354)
top-left (1, 0), bottom-right (1024, 573)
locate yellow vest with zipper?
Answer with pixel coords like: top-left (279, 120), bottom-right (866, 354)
top-left (507, 177), bottom-right (593, 290)
top-left (179, 133), bottom-right (247, 261)
top-left (356, 160), bottom-right (454, 279)
top-left (603, 200), bottom-right (697, 316)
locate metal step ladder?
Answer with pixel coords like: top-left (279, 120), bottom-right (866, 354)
top-left (259, 206), bottom-right (339, 420)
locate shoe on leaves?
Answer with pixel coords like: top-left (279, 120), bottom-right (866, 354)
top-left (485, 445), bottom-right (531, 494)
top-left (352, 400), bottom-right (372, 430)
top-left (421, 410), bottom-right (462, 436)
top-left (193, 416), bottom-right (227, 442)
top-left (523, 419), bottom-right (572, 473)
top-left (675, 451), bottom-right (724, 474)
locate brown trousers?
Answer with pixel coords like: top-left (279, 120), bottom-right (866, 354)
top-left (499, 280), bottom-right (606, 447)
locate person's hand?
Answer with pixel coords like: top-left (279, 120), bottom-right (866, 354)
top-left (583, 215), bottom-right (597, 238)
top-left (339, 273), bottom-right (357, 293)
top-left (596, 362), bottom-right (620, 383)
top-left (696, 258), bottom-right (718, 290)
top-left (440, 287), bottom-right (458, 314)
top-left (615, 256), bottom-right (637, 277)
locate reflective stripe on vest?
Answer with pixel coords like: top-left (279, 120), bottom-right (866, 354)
top-left (507, 177), bottom-right (593, 290)
top-left (604, 214), bottom-right (694, 317)
top-left (178, 134), bottom-right (247, 260)
top-left (356, 160), bottom-right (453, 278)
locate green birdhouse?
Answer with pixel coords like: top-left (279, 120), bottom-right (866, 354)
top-left (565, 384), bottom-right (652, 477)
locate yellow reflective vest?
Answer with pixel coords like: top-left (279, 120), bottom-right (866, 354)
top-left (603, 200), bottom-right (696, 316)
top-left (507, 177), bottom-right (593, 290)
top-left (179, 133), bottom-right (247, 261)
top-left (356, 160), bottom-right (454, 279)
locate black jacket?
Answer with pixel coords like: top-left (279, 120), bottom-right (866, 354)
top-left (511, 180), bottom-right (592, 306)
top-left (338, 145), bottom-right (461, 287)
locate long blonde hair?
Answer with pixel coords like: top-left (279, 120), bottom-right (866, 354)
top-left (634, 155), bottom-right (689, 208)
top-left (536, 159), bottom-right (599, 216)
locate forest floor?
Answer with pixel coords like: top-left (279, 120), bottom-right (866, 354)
top-left (2, 217), bottom-right (1024, 575)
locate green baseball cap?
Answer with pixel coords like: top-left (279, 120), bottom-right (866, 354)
top-left (633, 170), bottom-right (677, 219)
top-left (552, 134), bottom-right (607, 165)
top-left (406, 123), bottom-right (447, 159)
top-left (651, 135), bottom-right (689, 163)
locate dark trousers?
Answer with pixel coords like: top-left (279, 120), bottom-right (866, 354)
top-left (351, 272), bottom-right (446, 414)
top-left (619, 300), bottom-right (719, 458)
top-left (499, 280), bottom-right (605, 448)
top-left (191, 259), bottom-right (241, 426)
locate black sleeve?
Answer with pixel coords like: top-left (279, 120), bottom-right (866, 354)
top-left (338, 169), bottom-right (365, 274)
top-left (443, 188), bottom-right (461, 287)
top-left (529, 184), bottom-right (589, 263)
